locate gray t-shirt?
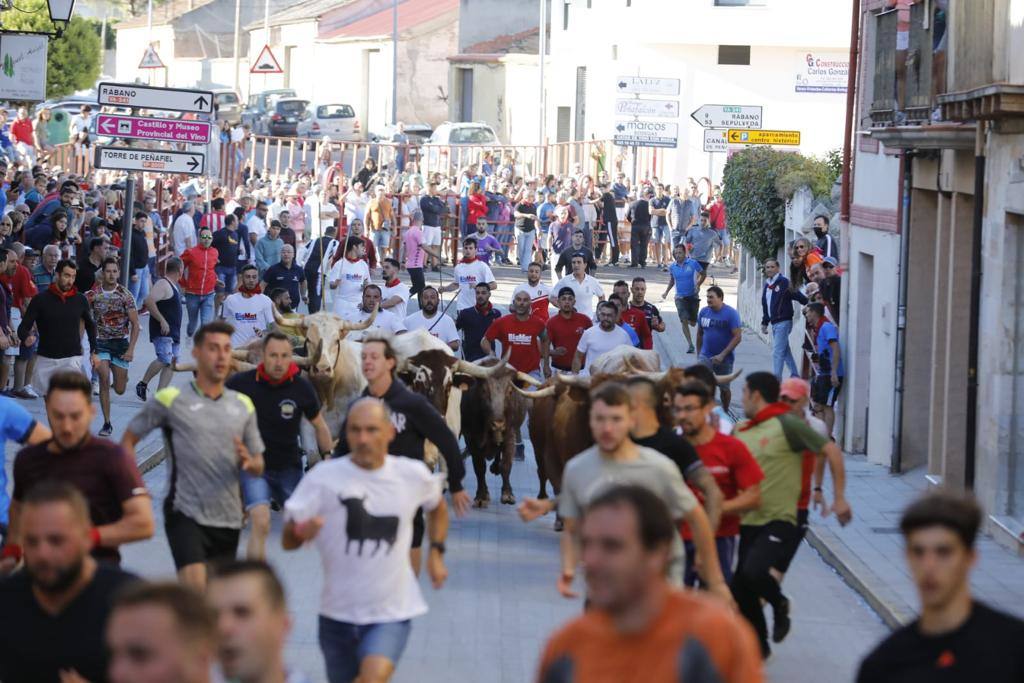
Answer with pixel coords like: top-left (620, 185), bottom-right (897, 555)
top-left (684, 226), bottom-right (721, 262)
top-left (126, 382), bottom-right (264, 529)
top-left (559, 444), bottom-right (698, 584)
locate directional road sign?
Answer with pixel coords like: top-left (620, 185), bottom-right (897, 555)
top-left (96, 114), bottom-right (212, 145)
top-left (703, 129), bottom-right (728, 153)
top-left (727, 129), bottom-right (801, 146)
top-left (97, 82), bottom-right (214, 116)
top-left (613, 120), bottom-right (678, 148)
top-left (615, 76), bottom-right (680, 97)
top-left (690, 104), bottom-right (763, 130)
top-left (615, 98), bottom-right (679, 118)
top-left (94, 147), bottom-right (206, 176)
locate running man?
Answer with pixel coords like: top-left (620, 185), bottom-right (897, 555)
top-left (137, 256), bottom-right (183, 401)
top-left (284, 397), bottom-right (449, 683)
top-left (662, 243), bottom-right (703, 354)
top-left (696, 286), bottom-right (742, 412)
top-left (86, 258), bottom-right (140, 436)
top-left (442, 237), bottom-right (496, 312)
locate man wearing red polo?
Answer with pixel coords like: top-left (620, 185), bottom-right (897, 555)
top-left (544, 287), bottom-right (592, 375)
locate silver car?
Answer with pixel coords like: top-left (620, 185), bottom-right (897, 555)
top-left (296, 103), bottom-right (362, 141)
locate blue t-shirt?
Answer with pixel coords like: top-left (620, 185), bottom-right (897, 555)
top-left (669, 259), bottom-right (703, 298)
top-left (816, 321), bottom-right (844, 377)
top-left (538, 201), bottom-right (556, 230)
top-left (0, 397), bottom-right (37, 526)
top-left (698, 304), bottom-right (742, 362)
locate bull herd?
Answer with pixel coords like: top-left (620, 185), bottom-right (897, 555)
top-left (173, 307), bottom-right (737, 523)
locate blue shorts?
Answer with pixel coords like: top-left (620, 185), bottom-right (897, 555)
top-left (241, 467), bottom-right (303, 510)
top-left (215, 265), bottom-right (237, 293)
top-left (95, 337), bottom-right (130, 369)
top-left (152, 337), bottom-right (180, 365)
top-left (699, 355), bottom-right (734, 378)
top-left (684, 536), bottom-right (738, 587)
top-left (373, 229), bottom-right (391, 251)
top-left (319, 616), bottom-right (412, 683)
top-left (718, 229), bottom-right (730, 247)
top-left (18, 334), bottom-right (37, 360)
top-left (653, 224), bottom-right (672, 244)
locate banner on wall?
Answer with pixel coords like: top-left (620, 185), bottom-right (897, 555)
top-left (0, 33), bottom-right (48, 102)
top-left (795, 51), bottom-right (849, 94)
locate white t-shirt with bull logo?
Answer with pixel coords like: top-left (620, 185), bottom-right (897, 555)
top-left (285, 456), bottom-right (444, 624)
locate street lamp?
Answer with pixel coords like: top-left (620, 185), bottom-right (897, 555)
top-left (0, 0), bottom-right (76, 37)
top-left (47, 0), bottom-right (75, 23)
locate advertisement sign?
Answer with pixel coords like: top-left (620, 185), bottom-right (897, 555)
top-left (795, 51), bottom-right (849, 93)
top-left (0, 34), bottom-right (48, 102)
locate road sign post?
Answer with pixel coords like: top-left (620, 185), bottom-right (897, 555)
top-left (94, 147), bottom-right (206, 175)
top-left (690, 104), bottom-right (763, 130)
top-left (727, 129), bottom-right (801, 146)
top-left (120, 175), bottom-right (136, 288)
top-left (95, 114), bottom-right (212, 144)
top-left (97, 82), bottom-right (214, 115)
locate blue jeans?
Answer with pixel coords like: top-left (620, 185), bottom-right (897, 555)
top-left (771, 319), bottom-right (799, 378)
top-left (185, 292), bottom-right (215, 337)
top-left (515, 228), bottom-right (535, 270)
top-left (240, 467), bottom-right (303, 510)
top-left (128, 265), bottom-right (150, 308)
top-left (318, 616), bottom-right (412, 683)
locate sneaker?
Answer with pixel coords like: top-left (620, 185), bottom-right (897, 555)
top-left (135, 381), bottom-right (148, 402)
top-left (92, 379), bottom-right (100, 396)
top-left (772, 595), bottom-right (791, 643)
top-left (687, 345), bottom-right (695, 354)
top-left (98, 422), bottom-right (113, 437)
top-left (13, 385), bottom-right (39, 399)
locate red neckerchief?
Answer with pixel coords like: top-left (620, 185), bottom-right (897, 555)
top-left (461, 256), bottom-right (477, 264)
top-left (256, 362), bottom-right (300, 385)
top-left (737, 402), bottom-right (793, 431)
top-left (238, 283), bottom-right (262, 295)
top-left (385, 278), bottom-right (400, 287)
top-left (48, 282), bottom-right (77, 301)
top-left (475, 302), bottom-right (493, 315)
top-left (345, 256), bottom-right (361, 263)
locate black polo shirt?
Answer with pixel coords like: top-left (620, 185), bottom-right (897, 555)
top-left (226, 369), bottom-right (321, 470)
top-left (262, 261), bottom-right (305, 304)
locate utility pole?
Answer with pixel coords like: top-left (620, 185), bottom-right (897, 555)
top-left (232, 0), bottom-right (241, 93)
top-left (538, 0), bottom-right (546, 147)
top-left (263, 0), bottom-right (270, 92)
top-left (391, 0), bottom-right (398, 125)
top-left (146, 0), bottom-right (153, 86)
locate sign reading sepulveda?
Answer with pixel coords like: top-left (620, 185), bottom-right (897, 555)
top-left (690, 104), bottom-right (763, 130)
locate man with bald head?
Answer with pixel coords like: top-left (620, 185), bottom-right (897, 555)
top-left (262, 242), bottom-right (306, 310)
top-left (283, 397), bottom-right (450, 683)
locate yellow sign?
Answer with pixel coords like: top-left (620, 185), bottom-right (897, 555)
top-left (727, 129), bottom-right (801, 146)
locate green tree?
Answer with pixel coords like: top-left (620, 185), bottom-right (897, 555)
top-left (0, 0), bottom-right (101, 100)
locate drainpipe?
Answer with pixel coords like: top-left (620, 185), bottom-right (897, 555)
top-left (965, 121), bottom-right (987, 489)
top-left (839, 0), bottom-right (861, 225)
top-left (891, 150), bottom-right (913, 473)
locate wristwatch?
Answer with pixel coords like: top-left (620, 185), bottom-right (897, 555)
top-left (430, 541), bottom-right (446, 555)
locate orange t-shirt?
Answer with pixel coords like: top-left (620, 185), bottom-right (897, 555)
top-left (537, 590), bottom-right (763, 683)
top-left (804, 250), bottom-right (823, 274)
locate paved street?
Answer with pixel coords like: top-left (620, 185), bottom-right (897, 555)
top-left (85, 261), bottom-right (887, 683)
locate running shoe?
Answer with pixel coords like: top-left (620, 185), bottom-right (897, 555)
top-left (98, 422), bottom-right (113, 437)
top-left (136, 381), bottom-right (148, 402)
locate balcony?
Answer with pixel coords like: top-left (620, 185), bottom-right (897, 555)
top-left (869, 3), bottom-right (937, 127)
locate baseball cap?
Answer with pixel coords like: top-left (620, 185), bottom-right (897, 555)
top-left (779, 378), bottom-right (810, 400)
top-left (22, 247), bottom-right (36, 258)
top-left (822, 256), bottom-right (838, 268)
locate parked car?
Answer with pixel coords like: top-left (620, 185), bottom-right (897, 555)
top-left (368, 123), bottom-right (433, 144)
top-left (421, 121), bottom-right (501, 171)
top-left (212, 88), bottom-right (242, 126)
top-left (295, 102), bottom-right (361, 141)
top-left (242, 88), bottom-right (297, 133)
top-left (267, 98), bottom-right (310, 137)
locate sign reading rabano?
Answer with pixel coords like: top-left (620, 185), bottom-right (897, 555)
top-left (0, 34), bottom-right (47, 102)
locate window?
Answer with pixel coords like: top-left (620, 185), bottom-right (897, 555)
top-left (574, 66), bottom-right (587, 141)
top-left (449, 126), bottom-right (497, 144)
top-left (718, 45), bottom-right (751, 65)
top-left (276, 100), bottom-right (308, 115)
top-left (556, 107), bottom-right (571, 142)
top-left (316, 104), bottom-right (356, 119)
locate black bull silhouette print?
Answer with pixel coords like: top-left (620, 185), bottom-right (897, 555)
top-left (340, 496), bottom-right (400, 556)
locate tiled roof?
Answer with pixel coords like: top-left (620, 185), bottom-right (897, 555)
top-left (319, 0), bottom-right (458, 41)
top-left (463, 27), bottom-right (539, 55)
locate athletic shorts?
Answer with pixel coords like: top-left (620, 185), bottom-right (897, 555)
top-left (215, 265), bottom-right (237, 294)
top-left (152, 337), bottom-right (180, 365)
top-left (95, 337), bottom-right (130, 369)
top-left (319, 616), bottom-right (412, 683)
top-left (423, 225), bottom-right (442, 246)
top-left (698, 260), bottom-right (711, 273)
top-left (718, 229), bottom-right (731, 248)
top-left (675, 295), bottom-right (700, 325)
top-left (164, 507), bottom-right (240, 570)
top-left (812, 374), bottom-right (843, 407)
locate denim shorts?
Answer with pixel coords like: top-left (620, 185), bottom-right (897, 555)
top-left (653, 224), bottom-right (672, 244)
top-left (240, 467), bottom-right (303, 510)
top-left (152, 337), bottom-right (180, 365)
top-left (699, 355), bottom-right (734, 377)
top-left (215, 265), bottom-right (237, 293)
top-left (95, 337), bottom-right (131, 369)
top-left (373, 229), bottom-right (391, 251)
top-left (318, 616), bottom-right (412, 683)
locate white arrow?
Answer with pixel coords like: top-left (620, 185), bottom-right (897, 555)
top-left (100, 118), bottom-right (114, 133)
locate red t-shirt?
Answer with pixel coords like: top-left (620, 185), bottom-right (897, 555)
top-left (681, 432), bottom-right (764, 539)
top-left (1, 264), bottom-right (37, 309)
top-left (545, 312), bottom-right (592, 370)
top-left (11, 118), bottom-right (33, 146)
top-left (620, 306), bottom-right (653, 350)
top-left (484, 314), bottom-right (546, 373)
top-left (797, 451), bottom-right (815, 510)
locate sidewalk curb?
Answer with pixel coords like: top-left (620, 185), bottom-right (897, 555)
top-left (138, 444), bottom-right (166, 475)
top-left (805, 525), bottom-right (916, 630)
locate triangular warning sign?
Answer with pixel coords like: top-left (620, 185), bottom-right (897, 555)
top-left (138, 44), bottom-right (164, 69)
top-left (250, 45), bottom-right (283, 74)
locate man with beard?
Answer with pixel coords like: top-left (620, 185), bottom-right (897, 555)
top-left (511, 261), bottom-right (552, 322)
top-left (404, 286), bottom-right (460, 352)
top-left (0, 480), bottom-right (138, 682)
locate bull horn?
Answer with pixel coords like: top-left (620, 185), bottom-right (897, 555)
top-left (235, 361), bottom-right (257, 372)
top-left (515, 371), bottom-right (544, 387)
top-left (339, 306), bottom-right (377, 332)
top-left (273, 304), bottom-right (306, 330)
top-left (716, 368), bottom-right (742, 385)
top-left (629, 368), bottom-right (670, 383)
top-left (171, 361), bottom-right (196, 373)
top-left (554, 373), bottom-right (592, 388)
top-left (454, 347), bottom-right (511, 379)
top-left (231, 349), bottom-right (251, 360)
top-left (514, 384), bottom-right (556, 398)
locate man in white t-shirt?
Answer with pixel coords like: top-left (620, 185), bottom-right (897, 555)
top-left (283, 397), bottom-right (448, 683)
top-left (341, 285), bottom-right (407, 342)
top-left (442, 237), bottom-right (495, 311)
top-left (221, 265), bottom-right (275, 348)
top-left (573, 301), bottom-right (631, 375)
top-left (511, 261), bottom-right (552, 322)
top-left (329, 238), bottom-right (371, 316)
top-left (404, 286), bottom-right (460, 353)
top-left (550, 254), bottom-right (605, 318)
top-left (379, 257), bottom-right (410, 316)
top-left (172, 202), bottom-right (197, 257)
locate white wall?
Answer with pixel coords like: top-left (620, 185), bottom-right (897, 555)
top-left (115, 25), bottom-right (176, 85)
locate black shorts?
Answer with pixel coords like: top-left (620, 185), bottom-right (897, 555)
top-left (698, 260), bottom-right (710, 273)
top-left (812, 375), bottom-right (843, 407)
top-left (164, 507), bottom-right (240, 570)
top-left (411, 506), bottom-right (425, 548)
top-left (674, 295), bottom-right (700, 326)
